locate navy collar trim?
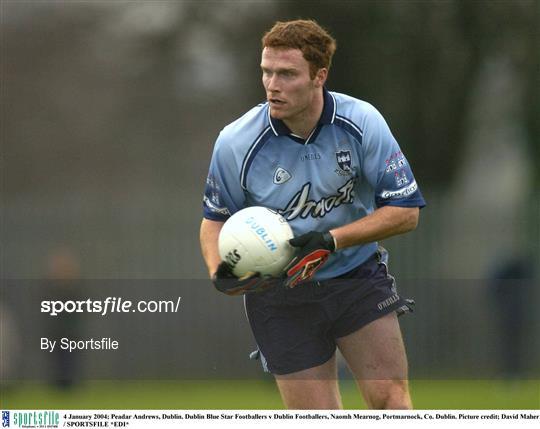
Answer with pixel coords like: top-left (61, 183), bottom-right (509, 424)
top-left (267, 88), bottom-right (336, 137)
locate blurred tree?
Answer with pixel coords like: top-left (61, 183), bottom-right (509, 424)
top-left (3, 1), bottom-right (537, 193)
top-left (278, 0), bottom-right (539, 188)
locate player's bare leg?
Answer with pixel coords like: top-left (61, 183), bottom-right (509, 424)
top-left (274, 353), bottom-right (342, 409)
top-left (336, 312), bottom-right (412, 409)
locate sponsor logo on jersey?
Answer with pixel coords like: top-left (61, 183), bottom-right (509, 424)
top-left (203, 196), bottom-right (231, 216)
top-left (273, 167), bottom-right (292, 185)
top-left (380, 181), bottom-right (417, 199)
top-left (279, 178), bottom-right (355, 220)
top-left (335, 150), bottom-right (353, 176)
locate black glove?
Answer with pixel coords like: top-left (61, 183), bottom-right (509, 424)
top-left (284, 231), bottom-right (336, 288)
top-left (212, 262), bottom-right (274, 296)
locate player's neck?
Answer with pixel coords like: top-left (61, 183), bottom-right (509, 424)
top-left (283, 89), bottom-right (324, 139)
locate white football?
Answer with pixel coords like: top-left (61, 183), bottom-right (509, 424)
top-left (218, 206), bottom-right (294, 277)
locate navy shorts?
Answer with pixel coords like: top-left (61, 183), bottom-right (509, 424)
top-left (244, 247), bottom-right (414, 375)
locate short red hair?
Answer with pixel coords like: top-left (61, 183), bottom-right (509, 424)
top-left (262, 20), bottom-right (337, 79)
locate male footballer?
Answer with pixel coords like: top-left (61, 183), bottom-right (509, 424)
top-left (200, 20), bottom-right (425, 409)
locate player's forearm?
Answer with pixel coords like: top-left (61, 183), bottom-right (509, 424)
top-left (200, 218), bottom-right (225, 277)
top-left (329, 206), bottom-right (419, 250)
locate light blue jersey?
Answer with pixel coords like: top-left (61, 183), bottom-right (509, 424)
top-left (203, 89), bottom-right (425, 280)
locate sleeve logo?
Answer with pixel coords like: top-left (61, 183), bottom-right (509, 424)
top-left (380, 181), bottom-right (418, 199)
top-left (203, 196), bottom-right (231, 216)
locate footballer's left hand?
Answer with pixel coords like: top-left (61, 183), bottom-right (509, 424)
top-left (284, 231), bottom-right (336, 288)
top-left (213, 262), bottom-right (274, 296)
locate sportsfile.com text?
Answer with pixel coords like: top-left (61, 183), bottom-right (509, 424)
top-left (41, 296), bottom-right (182, 316)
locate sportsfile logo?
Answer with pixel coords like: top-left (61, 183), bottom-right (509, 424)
top-left (8, 411), bottom-right (59, 428)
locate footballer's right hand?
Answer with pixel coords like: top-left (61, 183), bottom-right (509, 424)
top-left (212, 262), bottom-right (274, 296)
top-left (284, 231), bottom-right (335, 288)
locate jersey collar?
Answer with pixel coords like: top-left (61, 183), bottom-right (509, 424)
top-left (267, 87), bottom-right (337, 137)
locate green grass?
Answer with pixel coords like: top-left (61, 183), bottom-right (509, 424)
top-left (1, 379), bottom-right (538, 409)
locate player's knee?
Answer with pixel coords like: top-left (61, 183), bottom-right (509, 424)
top-left (365, 380), bottom-right (411, 410)
top-left (278, 380), bottom-right (343, 410)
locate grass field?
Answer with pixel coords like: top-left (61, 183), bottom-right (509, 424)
top-left (1, 379), bottom-right (539, 409)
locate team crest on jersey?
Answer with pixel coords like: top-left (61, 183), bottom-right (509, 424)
top-left (273, 167), bottom-right (292, 185)
top-left (335, 150), bottom-right (352, 176)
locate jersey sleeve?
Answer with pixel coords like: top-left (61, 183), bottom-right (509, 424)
top-left (361, 107), bottom-right (426, 209)
top-left (202, 134), bottom-right (245, 221)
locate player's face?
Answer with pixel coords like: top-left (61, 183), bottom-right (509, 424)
top-left (261, 47), bottom-right (325, 123)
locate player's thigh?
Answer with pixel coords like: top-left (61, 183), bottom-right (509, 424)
top-left (336, 312), bottom-right (410, 407)
top-left (274, 353), bottom-right (342, 409)
top-left (336, 312), bottom-right (408, 379)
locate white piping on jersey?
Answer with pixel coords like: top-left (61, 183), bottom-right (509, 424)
top-left (268, 109), bottom-right (317, 144)
top-left (329, 92), bottom-right (337, 123)
top-left (304, 127), bottom-right (317, 145)
top-left (267, 106), bottom-right (278, 136)
top-left (240, 126), bottom-right (272, 190)
top-left (335, 115), bottom-right (364, 137)
top-left (267, 92), bottom-right (337, 140)
top-left (298, 94), bottom-right (336, 145)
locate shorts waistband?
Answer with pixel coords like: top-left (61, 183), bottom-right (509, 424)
top-left (334, 249), bottom-right (381, 280)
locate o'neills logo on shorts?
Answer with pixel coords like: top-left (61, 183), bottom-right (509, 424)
top-left (377, 294), bottom-right (399, 311)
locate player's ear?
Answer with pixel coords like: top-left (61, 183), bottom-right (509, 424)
top-left (314, 68), bottom-right (328, 88)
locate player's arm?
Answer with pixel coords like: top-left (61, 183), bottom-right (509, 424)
top-left (285, 106), bottom-right (425, 287)
top-left (284, 206), bottom-right (418, 288)
top-left (199, 218), bottom-right (224, 278)
top-left (202, 132), bottom-right (279, 295)
top-left (330, 205), bottom-right (419, 250)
